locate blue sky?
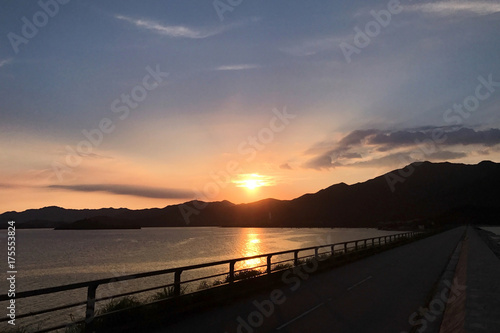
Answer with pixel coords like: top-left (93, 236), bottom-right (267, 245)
top-left (1, 0), bottom-right (500, 212)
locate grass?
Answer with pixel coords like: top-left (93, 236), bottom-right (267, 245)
top-left (225, 269), bottom-right (262, 282)
top-left (150, 286), bottom-right (187, 301)
top-left (97, 296), bottom-right (142, 315)
top-left (272, 263), bottom-right (293, 271)
top-left (197, 280), bottom-right (211, 290)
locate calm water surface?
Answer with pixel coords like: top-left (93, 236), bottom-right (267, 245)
top-left (4, 227), bottom-right (403, 329)
top-left (14, 227), bottom-right (403, 291)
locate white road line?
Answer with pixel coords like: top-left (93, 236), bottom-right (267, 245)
top-left (347, 275), bottom-right (373, 291)
top-left (276, 302), bottom-right (325, 330)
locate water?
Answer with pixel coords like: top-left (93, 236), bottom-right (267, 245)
top-left (2, 227), bottom-right (402, 331)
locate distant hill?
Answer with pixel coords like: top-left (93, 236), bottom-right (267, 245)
top-left (2, 161), bottom-right (500, 229)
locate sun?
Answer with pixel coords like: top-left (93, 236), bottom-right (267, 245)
top-left (242, 178), bottom-right (260, 190)
top-left (233, 173), bottom-right (273, 191)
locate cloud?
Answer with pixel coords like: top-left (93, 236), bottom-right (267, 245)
top-left (279, 163), bottom-right (293, 170)
top-left (426, 151), bottom-right (467, 160)
top-left (115, 15), bottom-right (224, 39)
top-left (304, 127), bottom-right (500, 169)
top-left (407, 1), bottom-right (500, 16)
top-left (372, 127), bottom-right (500, 148)
top-left (49, 184), bottom-right (193, 199)
top-left (214, 64), bottom-right (261, 71)
top-left (0, 58), bottom-right (12, 68)
top-left (280, 36), bottom-right (346, 57)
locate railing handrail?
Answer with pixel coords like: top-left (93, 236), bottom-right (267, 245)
top-left (0, 230), bottom-right (426, 332)
top-left (0, 231), bottom-right (417, 302)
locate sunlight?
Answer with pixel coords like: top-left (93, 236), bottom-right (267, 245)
top-left (232, 173), bottom-right (275, 191)
top-left (240, 230), bottom-right (264, 270)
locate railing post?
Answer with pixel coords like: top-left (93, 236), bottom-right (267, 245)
top-left (229, 261), bottom-right (236, 283)
top-left (372, 238), bottom-right (375, 247)
top-left (294, 251), bottom-right (299, 266)
top-left (355, 241), bottom-right (358, 251)
top-left (314, 247), bottom-right (319, 260)
top-left (85, 283), bottom-right (98, 333)
top-left (364, 239), bottom-right (367, 248)
top-left (267, 255), bottom-right (272, 274)
top-left (174, 270), bottom-right (182, 296)
top-left (344, 243), bottom-right (348, 253)
top-left (331, 245), bottom-right (335, 255)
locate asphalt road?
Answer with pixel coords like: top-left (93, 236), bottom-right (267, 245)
top-left (157, 227), bottom-right (465, 333)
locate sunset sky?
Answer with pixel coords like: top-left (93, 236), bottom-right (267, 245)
top-left (1, 0), bottom-right (500, 213)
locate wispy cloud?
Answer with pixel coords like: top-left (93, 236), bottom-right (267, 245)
top-left (214, 64), bottom-right (261, 71)
top-left (49, 184), bottom-right (193, 199)
top-left (115, 15), bottom-right (224, 39)
top-left (0, 58), bottom-right (12, 68)
top-left (280, 36), bottom-right (346, 57)
top-left (407, 1), bottom-right (500, 16)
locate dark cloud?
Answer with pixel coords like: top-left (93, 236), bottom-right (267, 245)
top-left (304, 155), bottom-right (333, 170)
top-left (279, 163), bottom-right (293, 170)
top-left (304, 127), bottom-right (500, 170)
top-left (338, 129), bottom-right (379, 146)
top-left (371, 127), bottom-right (500, 148)
top-left (347, 153), bottom-right (416, 168)
top-left (49, 184), bottom-right (193, 199)
top-left (341, 152), bottom-right (363, 159)
top-left (444, 128), bottom-right (500, 146)
top-left (427, 151), bottom-right (467, 160)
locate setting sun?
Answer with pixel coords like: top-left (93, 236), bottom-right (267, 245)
top-left (243, 179), bottom-right (259, 190)
top-left (232, 174), bottom-right (274, 191)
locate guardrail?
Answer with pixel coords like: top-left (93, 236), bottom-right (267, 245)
top-left (0, 231), bottom-right (421, 332)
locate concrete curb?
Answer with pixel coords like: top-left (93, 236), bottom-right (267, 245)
top-left (413, 227), bottom-right (466, 333)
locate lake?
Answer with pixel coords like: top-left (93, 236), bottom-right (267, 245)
top-left (4, 227), bottom-right (403, 330)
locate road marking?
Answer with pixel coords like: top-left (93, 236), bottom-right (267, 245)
top-left (276, 302), bottom-right (325, 330)
top-left (276, 275), bottom-right (373, 330)
top-left (347, 275), bottom-right (372, 291)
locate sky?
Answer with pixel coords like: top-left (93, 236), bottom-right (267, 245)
top-left (1, 0), bottom-right (500, 213)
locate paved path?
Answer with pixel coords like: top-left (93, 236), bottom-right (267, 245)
top-left (156, 227), bottom-right (465, 333)
top-left (463, 228), bottom-right (500, 332)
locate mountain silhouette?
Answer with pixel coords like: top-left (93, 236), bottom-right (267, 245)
top-left (2, 161), bottom-right (500, 229)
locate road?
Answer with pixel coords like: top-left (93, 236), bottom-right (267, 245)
top-left (157, 227), bottom-right (465, 333)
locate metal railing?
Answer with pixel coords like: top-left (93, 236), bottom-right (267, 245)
top-left (0, 231), bottom-right (421, 332)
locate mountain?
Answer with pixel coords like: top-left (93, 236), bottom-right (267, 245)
top-left (2, 161), bottom-right (500, 229)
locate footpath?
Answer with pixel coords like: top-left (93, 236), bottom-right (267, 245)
top-left (438, 227), bottom-right (500, 333)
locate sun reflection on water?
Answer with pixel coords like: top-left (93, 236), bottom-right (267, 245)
top-left (239, 229), bottom-right (265, 270)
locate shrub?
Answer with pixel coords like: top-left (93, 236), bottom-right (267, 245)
top-left (97, 296), bottom-right (142, 315)
top-left (225, 269), bottom-right (262, 282)
top-left (272, 263), bottom-right (293, 271)
top-left (150, 286), bottom-right (186, 301)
